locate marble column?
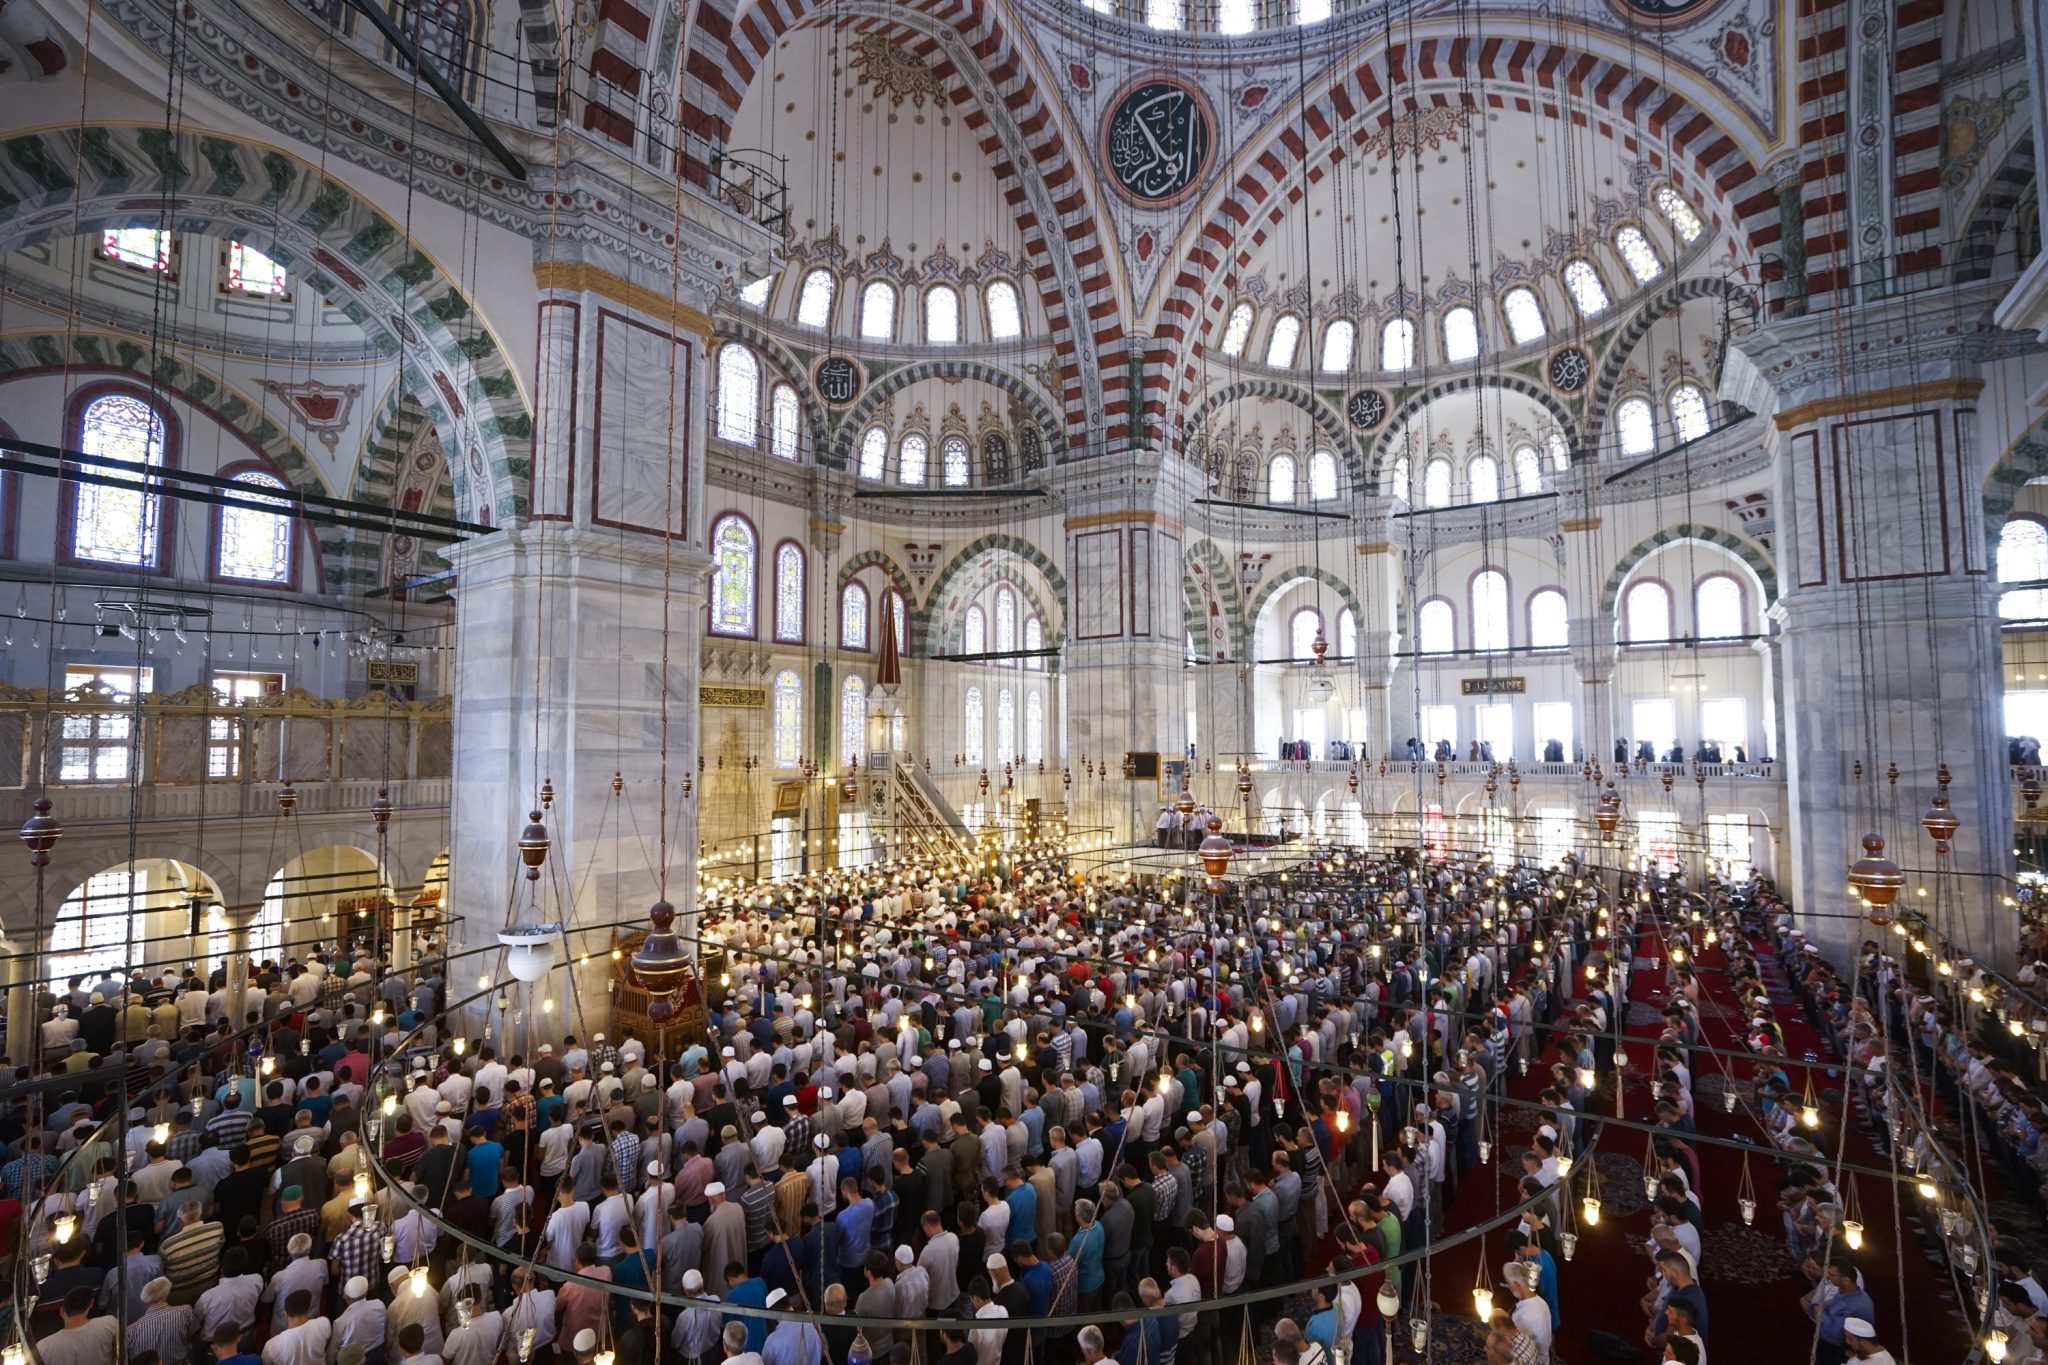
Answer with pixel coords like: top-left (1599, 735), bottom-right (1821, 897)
top-left (3, 941), bottom-right (33, 1072)
top-left (1729, 301), bottom-right (2017, 966)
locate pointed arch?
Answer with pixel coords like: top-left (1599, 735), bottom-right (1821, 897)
top-left (713, 318), bottom-right (829, 464)
top-left (1177, 378), bottom-right (1358, 475)
top-left (1581, 276), bottom-right (1757, 447)
top-left (836, 548), bottom-right (917, 612)
top-left (1369, 373), bottom-right (1583, 485)
top-left (1600, 524), bottom-right (1777, 618)
top-left (1243, 566), bottom-right (1365, 655)
top-left (827, 359), bottom-right (1060, 472)
top-left (913, 533), bottom-right (1067, 655)
top-left (1181, 538), bottom-right (1248, 662)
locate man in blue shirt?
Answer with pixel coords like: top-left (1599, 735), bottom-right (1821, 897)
top-left (1806, 1259), bottom-right (1869, 1365)
top-left (1003, 1169), bottom-right (1038, 1252)
top-left (466, 1126), bottom-right (505, 1198)
top-left (835, 1178), bottom-right (874, 1291)
top-left (1650, 1250), bottom-right (1711, 1353)
top-left (723, 1265), bottom-right (771, 1354)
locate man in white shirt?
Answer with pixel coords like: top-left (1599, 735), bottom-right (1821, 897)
top-left (332, 1275), bottom-right (388, 1364)
top-left (261, 1289), bottom-right (332, 1365)
top-left (1507, 1261), bottom-right (1553, 1355)
top-left (919, 1211), bottom-right (961, 1312)
top-left (443, 1287), bottom-right (503, 1365)
top-left (503, 1269), bottom-right (557, 1360)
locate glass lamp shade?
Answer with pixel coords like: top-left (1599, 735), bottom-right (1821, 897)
top-left (498, 924), bottom-right (562, 983)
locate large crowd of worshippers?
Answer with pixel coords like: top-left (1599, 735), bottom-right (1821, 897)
top-left (0, 846), bottom-right (1958, 1365)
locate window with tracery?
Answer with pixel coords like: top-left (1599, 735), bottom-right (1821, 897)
top-left (1616, 397), bottom-right (1657, 458)
top-left (964, 686), bottom-right (985, 764)
top-left (1654, 185), bottom-right (1704, 244)
top-left (986, 280), bottom-right (1023, 339)
top-left (1501, 288), bottom-right (1546, 345)
top-left (1512, 443), bottom-right (1543, 493)
top-left (1669, 383), bottom-right (1711, 443)
top-left (925, 286), bottom-right (960, 344)
top-left (769, 384), bottom-right (801, 461)
top-left (1417, 600), bottom-right (1453, 655)
top-left (1626, 580), bottom-right (1672, 644)
top-left (708, 514), bottom-right (757, 636)
top-left (1614, 226), bottom-right (1663, 283)
top-left (1381, 317), bottom-right (1416, 370)
top-left (859, 425), bottom-right (888, 480)
top-left (716, 344), bottom-right (759, 445)
top-left (964, 604), bottom-right (986, 655)
top-left (772, 670), bottom-right (802, 767)
top-left (1545, 430), bottom-right (1571, 470)
top-left (840, 674), bottom-right (866, 764)
top-left (73, 392), bottom-right (168, 569)
top-left (51, 869), bottom-right (147, 980)
top-left (1422, 458), bottom-right (1452, 508)
top-left (1265, 315), bottom-right (1301, 367)
top-left (1443, 306), bottom-right (1479, 363)
top-left (942, 435), bottom-right (971, 487)
top-left (1320, 320), bottom-right (1355, 372)
top-left (1563, 259), bottom-right (1610, 315)
top-left (1019, 425), bottom-right (1044, 472)
top-left (899, 433), bottom-right (928, 485)
top-left (1529, 589), bottom-right (1568, 649)
top-left (841, 581), bottom-right (870, 650)
top-left (996, 687), bottom-right (1017, 762)
top-left (1145, 0), bottom-right (1181, 28)
top-left (1023, 614), bottom-right (1043, 670)
top-left (1392, 455), bottom-right (1411, 500)
top-left (1268, 453), bottom-right (1297, 504)
top-left (1468, 454), bottom-right (1500, 504)
top-left (774, 542), bottom-right (805, 643)
top-left (982, 433), bottom-right (1011, 483)
top-left (1309, 449), bottom-right (1338, 502)
top-left (226, 242), bottom-right (288, 298)
top-left (796, 269), bottom-right (836, 327)
top-left (1221, 302), bottom-right (1255, 357)
top-left (217, 470), bottom-right (292, 584)
top-left (886, 590), bottom-right (906, 654)
top-left (1025, 689), bottom-right (1044, 762)
top-left (859, 280), bottom-right (897, 339)
top-left (994, 587), bottom-right (1017, 662)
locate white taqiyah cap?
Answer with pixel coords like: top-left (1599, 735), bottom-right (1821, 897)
top-left (593, 1033), bottom-right (605, 1043)
top-left (814, 1134), bottom-right (830, 1149)
top-left (345, 1276), bottom-right (369, 1299)
top-left (704, 1182), bottom-right (726, 1197)
top-left (986, 1253), bottom-right (1007, 1270)
top-left (573, 1331), bottom-right (597, 1353)
top-left (1214, 1214), bottom-right (1235, 1232)
top-left (683, 1270), bottom-right (704, 1291)
top-left (896, 1245), bottom-right (915, 1265)
top-left (1842, 1319), bottom-right (1876, 1339)
top-left (765, 1289), bottom-right (788, 1308)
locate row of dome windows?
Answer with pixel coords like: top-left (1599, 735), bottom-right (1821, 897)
top-left (1221, 191), bottom-right (1703, 372)
top-left (742, 271), bottom-right (1027, 345)
top-left (1085, 0), bottom-right (1337, 33)
top-left (1405, 572), bottom-right (1748, 655)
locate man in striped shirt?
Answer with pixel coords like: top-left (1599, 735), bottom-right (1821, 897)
top-left (206, 1091), bottom-right (257, 1148)
top-left (160, 1200), bottom-right (225, 1305)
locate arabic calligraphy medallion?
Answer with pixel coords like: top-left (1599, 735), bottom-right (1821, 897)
top-left (1101, 74), bottom-right (1215, 208)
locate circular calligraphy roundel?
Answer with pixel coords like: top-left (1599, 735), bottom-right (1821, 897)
top-left (1100, 74), bottom-right (1215, 208)
top-left (1604, 0), bottom-right (1725, 26)
top-left (1546, 346), bottom-right (1591, 395)
top-left (1346, 388), bottom-right (1390, 432)
top-left (813, 356), bottom-right (863, 407)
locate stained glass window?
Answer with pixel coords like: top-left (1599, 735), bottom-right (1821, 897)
top-left (964, 605), bottom-right (986, 654)
top-left (1422, 458), bottom-right (1452, 509)
top-left (1616, 397), bottom-right (1657, 458)
top-left (1626, 580), bottom-right (1672, 643)
top-left (986, 280), bottom-right (1023, 339)
top-left (886, 590), bottom-right (906, 654)
top-left (227, 242), bottom-right (288, 297)
top-left (1265, 315), bottom-right (1301, 367)
top-left (994, 587), bottom-right (1017, 662)
top-left (1025, 689), bottom-right (1044, 762)
top-left (1563, 259), bottom-right (1610, 315)
top-left (1309, 449), bottom-right (1338, 502)
top-left (840, 674), bottom-right (866, 764)
top-left (1024, 614), bottom-right (1043, 670)
top-left (925, 286), bottom-right (960, 344)
top-left (1513, 443), bottom-right (1543, 493)
top-left (772, 670), bottom-right (802, 767)
top-left (943, 435), bottom-right (970, 487)
top-left (716, 344), bottom-right (759, 445)
top-left (1468, 454), bottom-right (1500, 504)
top-left (1615, 225), bottom-right (1663, 283)
top-left (1417, 600), bottom-right (1453, 654)
top-left (1320, 320), bottom-right (1355, 372)
top-left (796, 269), bottom-right (836, 327)
top-left (73, 392), bottom-right (167, 568)
top-left (1443, 306), bottom-right (1479, 362)
top-left (1669, 383), bottom-right (1711, 443)
top-left (964, 685), bottom-right (984, 764)
top-left (996, 687), bottom-right (1016, 762)
top-left (859, 426), bottom-right (888, 480)
top-left (859, 281), bottom-right (897, 339)
top-left (217, 470), bottom-right (293, 584)
top-left (899, 433), bottom-right (927, 485)
top-left (101, 228), bottom-right (169, 273)
top-left (1380, 318), bottom-right (1416, 370)
top-left (774, 542), bottom-right (805, 643)
top-left (1268, 453), bottom-right (1297, 504)
top-left (1695, 575), bottom-right (1743, 639)
top-left (1655, 185), bottom-right (1704, 244)
top-left (1529, 589), bottom-right (1568, 649)
top-left (841, 581), bottom-right (870, 649)
top-left (769, 384), bottom-right (800, 461)
top-left (1501, 288), bottom-right (1546, 344)
top-left (1472, 570), bottom-right (1509, 652)
top-left (708, 514), bottom-right (756, 636)
top-left (1221, 302), bottom-right (1255, 357)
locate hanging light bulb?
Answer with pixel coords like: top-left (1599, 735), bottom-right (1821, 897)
top-left (1559, 1231), bottom-right (1578, 1261)
top-left (1738, 1195), bottom-right (1756, 1225)
top-left (152, 1122), bottom-right (169, 1145)
top-left (1555, 1154), bottom-right (1573, 1178)
top-left (382, 1094), bottom-right (398, 1116)
top-left (1581, 1195), bottom-right (1601, 1226)
top-left (452, 1037), bottom-right (466, 1056)
top-left (410, 1265), bottom-right (429, 1298)
top-left (354, 1170), bottom-right (370, 1200)
top-left (52, 1213), bottom-right (77, 1244)
top-left (1723, 1089), bottom-right (1738, 1114)
top-left (1472, 1285), bottom-right (1494, 1320)
top-left (1843, 1219), bottom-right (1864, 1250)
top-left (1987, 1330), bottom-right (2010, 1363)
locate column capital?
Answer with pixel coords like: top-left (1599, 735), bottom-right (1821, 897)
top-left (448, 521), bottom-right (710, 589)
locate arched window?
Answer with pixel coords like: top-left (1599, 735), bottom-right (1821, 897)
top-left (1268, 453), bottom-right (1298, 504)
top-left (1695, 574), bottom-right (1744, 639)
top-left (1308, 449), bottom-right (1338, 502)
top-left (1338, 609), bottom-right (1357, 658)
top-left (1221, 302), bottom-right (1255, 357)
top-left (1999, 520), bottom-right (2048, 620)
top-left (1472, 570), bottom-right (1509, 652)
top-left (1392, 455), bottom-right (1411, 500)
top-left (1422, 458), bottom-right (1452, 509)
top-left (986, 280), bottom-right (1023, 339)
top-left (996, 687), bottom-right (1017, 762)
top-left (963, 604), bottom-right (986, 655)
top-left (1668, 383), bottom-right (1711, 443)
top-left (774, 542), bottom-right (805, 643)
top-left (1544, 429), bottom-right (1571, 470)
top-left (771, 670), bottom-right (802, 767)
top-left (1381, 317), bottom-right (1417, 371)
top-left (994, 586), bottom-right (1017, 661)
top-left (840, 675), bottom-right (866, 764)
top-left (1501, 288), bottom-right (1547, 345)
top-left (859, 425), bottom-right (888, 480)
top-left (1320, 320), bottom-right (1356, 372)
top-left (1468, 454), bottom-right (1500, 504)
top-left (963, 686), bottom-right (985, 764)
top-left (942, 435), bottom-right (971, 487)
top-left (1417, 600), bottom-right (1454, 655)
top-left (1025, 689), bottom-right (1044, 762)
top-left (925, 286), bottom-right (961, 344)
top-left (1296, 0), bottom-right (1331, 22)
top-left (738, 275), bottom-right (774, 308)
top-left (982, 432), bottom-right (1011, 483)
top-left (1655, 185), bottom-right (1704, 244)
top-left (796, 269), bottom-right (836, 327)
top-left (71, 390), bottom-right (169, 569)
top-left (708, 514), bottom-right (757, 637)
top-left (884, 590), bottom-right (907, 654)
top-left (899, 433), bottom-right (928, 485)
top-left (1616, 397), bottom-right (1657, 458)
top-left (1512, 443), bottom-right (1543, 494)
top-left (1614, 225), bottom-right (1663, 283)
top-left (715, 344), bottom-right (759, 444)
top-left (216, 470), bottom-right (293, 585)
top-left (1562, 259), bottom-right (1611, 315)
top-left (1019, 424), bottom-right (1045, 473)
top-left (859, 280), bottom-right (897, 339)
top-left (1528, 588), bottom-right (1568, 649)
top-left (1265, 315), bottom-right (1302, 367)
top-left (1442, 306), bottom-right (1479, 363)
top-left (840, 581), bottom-right (870, 650)
top-left (1625, 580), bottom-right (1672, 644)
top-left (1023, 614), bottom-right (1043, 670)
top-left (1290, 608), bottom-right (1322, 662)
top-left (1218, 0), bottom-right (1254, 31)
top-left (1145, 0), bottom-right (1181, 27)
top-left (769, 384), bottom-right (801, 461)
